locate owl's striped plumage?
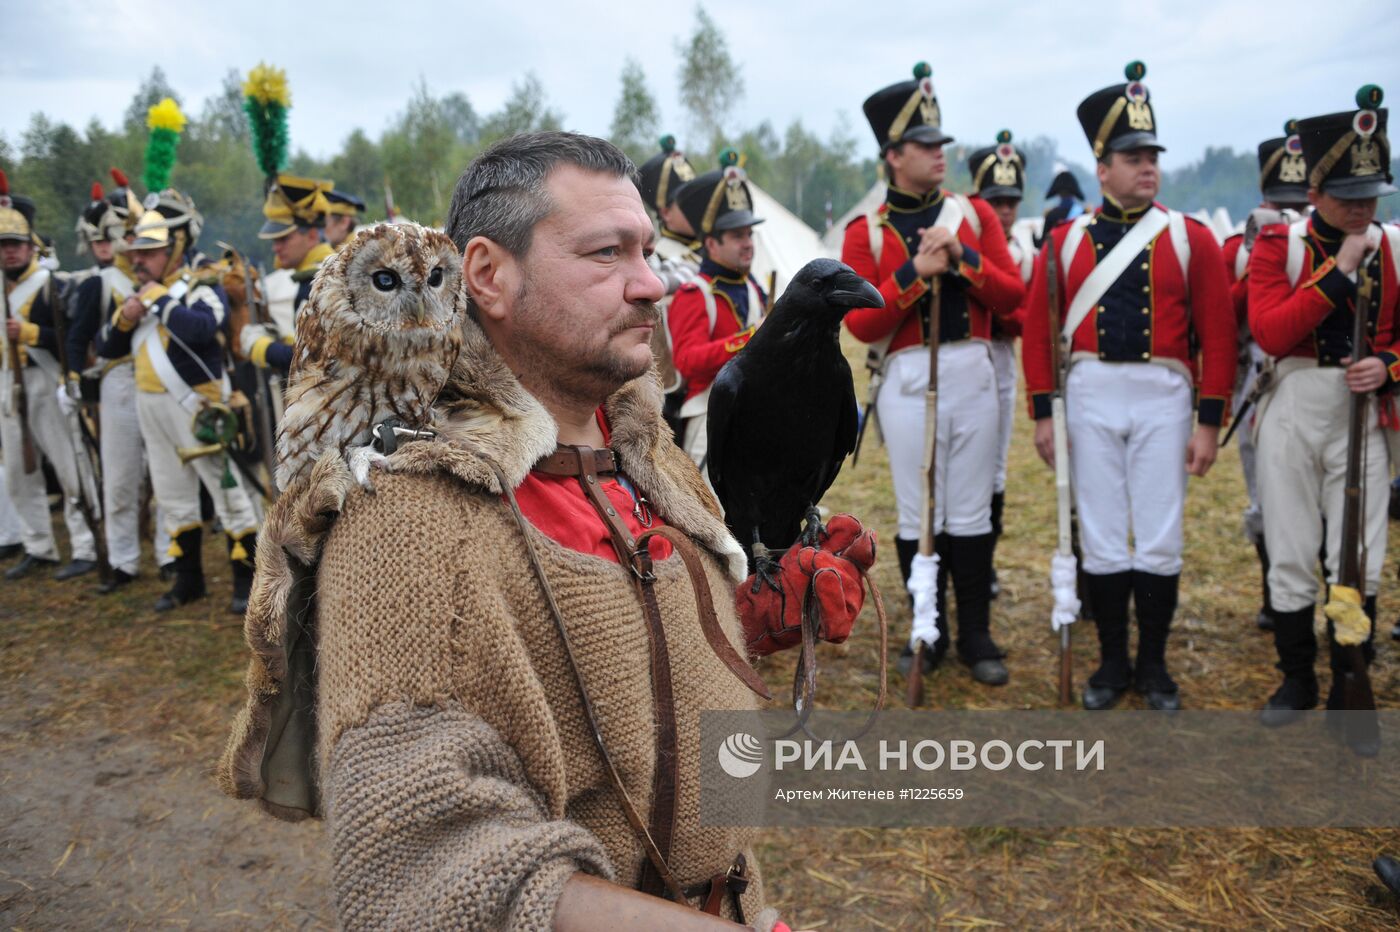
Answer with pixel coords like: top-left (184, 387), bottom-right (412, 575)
top-left (275, 222), bottom-right (465, 490)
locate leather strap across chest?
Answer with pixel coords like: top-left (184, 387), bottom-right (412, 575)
top-left (528, 444), bottom-right (770, 909)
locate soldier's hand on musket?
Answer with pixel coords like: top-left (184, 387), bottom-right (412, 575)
top-left (1335, 233), bottom-right (1371, 274)
top-left (1341, 355), bottom-right (1387, 393)
top-left (912, 228), bottom-right (953, 278)
top-left (120, 293), bottom-right (146, 324)
top-left (1185, 424), bottom-right (1219, 477)
top-left (4, 317), bottom-right (19, 341)
top-left (1034, 417), bottom-right (1056, 467)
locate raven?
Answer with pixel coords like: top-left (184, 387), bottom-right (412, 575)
top-left (707, 258), bottom-right (884, 574)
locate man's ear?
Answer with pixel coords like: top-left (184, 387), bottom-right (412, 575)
top-left (462, 236), bottom-right (516, 322)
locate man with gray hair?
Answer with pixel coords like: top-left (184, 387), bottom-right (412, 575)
top-left (223, 131), bottom-right (870, 930)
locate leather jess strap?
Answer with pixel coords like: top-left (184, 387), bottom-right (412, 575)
top-left (530, 444), bottom-right (771, 911)
top-left (536, 445), bottom-right (771, 701)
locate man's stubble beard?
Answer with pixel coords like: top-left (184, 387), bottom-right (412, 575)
top-left (512, 270), bottom-right (660, 405)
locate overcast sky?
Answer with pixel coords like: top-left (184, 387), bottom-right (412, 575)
top-left (4, 0), bottom-right (1397, 172)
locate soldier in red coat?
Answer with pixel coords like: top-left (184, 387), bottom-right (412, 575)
top-left (966, 129), bottom-right (1036, 597)
top-left (666, 149), bottom-right (768, 474)
top-left (841, 62), bottom-right (1025, 685)
top-left (1021, 61), bottom-right (1236, 712)
top-left (1248, 85), bottom-right (1399, 727)
top-left (1220, 120), bottom-right (1311, 634)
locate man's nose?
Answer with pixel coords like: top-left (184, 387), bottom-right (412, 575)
top-left (627, 254), bottom-right (665, 304)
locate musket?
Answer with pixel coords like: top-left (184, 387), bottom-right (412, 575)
top-left (907, 276), bottom-right (941, 709)
top-left (1047, 241), bottom-right (1075, 707)
top-left (218, 242), bottom-right (280, 500)
top-left (45, 274), bottom-right (110, 582)
top-left (1, 271), bottom-right (38, 473)
top-left (1334, 271), bottom-right (1379, 742)
top-left (852, 349), bottom-right (883, 465)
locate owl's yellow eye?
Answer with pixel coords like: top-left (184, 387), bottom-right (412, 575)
top-left (427, 267), bottom-right (444, 287)
top-left (372, 270), bottom-right (400, 291)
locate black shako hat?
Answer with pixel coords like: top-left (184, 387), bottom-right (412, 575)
top-left (1077, 60), bottom-right (1165, 160)
top-left (1297, 85), bottom-right (1395, 200)
top-left (1045, 170), bottom-right (1085, 201)
top-left (674, 148), bottom-right (765, 237)
top-left (1257, 120), bottom-right (1310, 205)
top-left (863, 62), bottom-right (954, 152)
top-left (967, 130), bottom-right (1027, 201)
top-left (637, 135), bottom-right (697, 214)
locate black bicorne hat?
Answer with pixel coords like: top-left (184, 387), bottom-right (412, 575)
top-left (967, 130), bottom-right (1026, 200)
top-left (1296, 85), bottom-right (1395, 200)
top-left (1077, 60), bottom-right (1165, 159)
top-left (863, 62), bottom-right (954, 152)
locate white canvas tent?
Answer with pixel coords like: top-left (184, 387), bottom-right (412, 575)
top-left (747, 183), bottom-right (829, 297)
top-left (821, 182), bottom-right (887, 256)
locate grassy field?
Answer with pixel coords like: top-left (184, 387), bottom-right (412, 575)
top-left (2, 332), bottom-right (1399, 928)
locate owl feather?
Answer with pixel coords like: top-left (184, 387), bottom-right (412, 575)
top-left (276, 222), bottom-right (465, 490)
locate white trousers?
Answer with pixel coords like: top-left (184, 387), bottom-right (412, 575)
top-left (989, 337), bottom-right (1017, 495)
top-left (0, 365), bottom-right (97, 562)
top-left (99, 364), bottom-right (147, 575)
top-left (1233, 341), bottom-right (1266, 543)
top-left (0, 462), bottom-right (23, 546)
top-left (1066, 361), bottom-right (1192, 576)
top-left (136, 391), bottom-right (259, 547)
top-left (878, 342), bottom-right (998, 540)
top-left (1255, 367), bottom-right (1389, 611)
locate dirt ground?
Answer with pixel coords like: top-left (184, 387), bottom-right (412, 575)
top-left (0, 643), bottom-right (329, 930)
top-left (3, 332), bottom-right (1400, 929)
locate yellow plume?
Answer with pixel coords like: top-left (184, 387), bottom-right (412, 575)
top-left (244, 63), bottom-right (291, 107)
top-left (147, 97), bottom-right (187, 134)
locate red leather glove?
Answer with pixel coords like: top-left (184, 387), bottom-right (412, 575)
top-left (735, 514), bottom-right (876, 657)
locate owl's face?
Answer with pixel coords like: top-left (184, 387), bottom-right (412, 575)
top-left (333, 223), bottom-right (463, 334)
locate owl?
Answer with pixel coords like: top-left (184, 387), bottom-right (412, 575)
top-left (275, 222), bottom-right (465, 490)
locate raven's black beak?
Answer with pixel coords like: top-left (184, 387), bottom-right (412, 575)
top-left (826, 266), bottom-right (885, 309)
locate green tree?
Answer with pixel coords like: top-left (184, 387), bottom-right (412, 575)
top-left (480, 73), bottom-right (563, 142)
top-left (609, 58), bottom-right (661, 165)
top-left (675, 5), bottom-right (744, 147)
top-left (123, 67), bottom-right (181, 135)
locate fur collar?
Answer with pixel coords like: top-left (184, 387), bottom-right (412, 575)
top-left (382, 314), bottom-right (748, 583)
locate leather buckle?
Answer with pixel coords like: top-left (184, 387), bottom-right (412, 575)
top-left (630, 547), bottom-right (656, 583)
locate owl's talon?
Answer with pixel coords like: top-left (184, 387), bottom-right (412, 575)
top-left (348, 445), bottom-right (390, 492)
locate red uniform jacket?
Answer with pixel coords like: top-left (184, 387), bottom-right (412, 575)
top-left (1248, 214), bottom-right (1400, 376)
top-left (840, 190), bottom-right (1024, 353)
top-left (667, 259), bottom-right (766, 400)
top-left (1021, 201), bottom-right (1236, 426)
top-left (1221, 233), bottom-right (1250, 330)
top-left (992, 231), bottom-right (1035, 340)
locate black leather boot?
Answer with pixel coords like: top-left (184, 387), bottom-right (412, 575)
top-left (228, 531), bottom-right (257, 615)
top-left (97, 568), bottom-right (137, 594)
top-left (947, 532), bottom-right (1007, 685)
top-left (1253, 538), bottom-right (1276, 631)
top-left (1083, 571), bottom-right (1133, 709)
top-left (1375, 855), bottom-right (1400, 898)
top-left (1134, 571), bottom-right (1182, 712)
top-left (1260, 607), bottom-right (1318, 727)
top-left (155, 528), bottom-right (207, 612)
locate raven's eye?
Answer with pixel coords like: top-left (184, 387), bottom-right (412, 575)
top-left (371, 270), bottom-right (400, 291)
top-left (427, 267), bottom-right (444, 287)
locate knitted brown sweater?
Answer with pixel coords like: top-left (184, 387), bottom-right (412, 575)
top-left (221, 316), bottom-right (775, 930)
